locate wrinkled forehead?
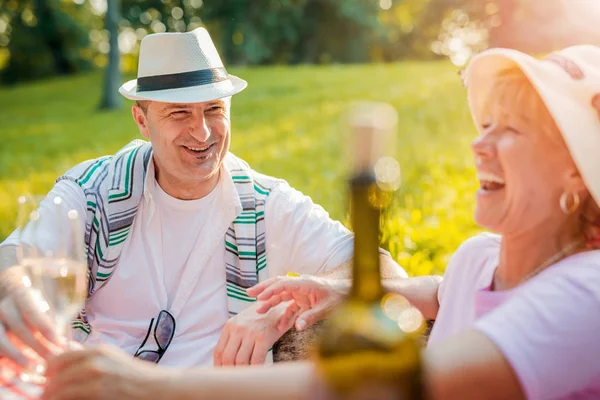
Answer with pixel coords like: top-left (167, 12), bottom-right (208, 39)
top-left (477, 73), bottom-right (566, 149)
top-left (479, 71), bottom-right (550, 129)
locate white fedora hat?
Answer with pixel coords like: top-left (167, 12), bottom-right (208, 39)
top-left (464, 45), bottom-right (600, 205)
top-left (119, 27), bottom-right (247, 103)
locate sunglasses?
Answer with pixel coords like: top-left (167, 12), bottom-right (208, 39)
top-left (134, 310), bottom-right (176, 363)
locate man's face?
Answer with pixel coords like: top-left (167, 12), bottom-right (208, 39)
top-left (132, 99), bottom-right (231, 194)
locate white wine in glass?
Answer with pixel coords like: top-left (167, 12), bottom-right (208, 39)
top-left (17, 195), bottom-right (88, 383)
top-left (25, 257), bottom-right (87, 338)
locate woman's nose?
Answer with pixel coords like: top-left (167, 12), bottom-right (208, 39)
top-left (471, 128), bottom-right (496, 160)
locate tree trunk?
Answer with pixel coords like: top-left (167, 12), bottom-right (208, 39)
top-left (99, 0), bottom-right (122, 110)
top-left (34, 0), bottom-right (75, 75)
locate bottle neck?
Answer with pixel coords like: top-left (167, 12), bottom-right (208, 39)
top-left (349, 174), bottom-right (384, 302)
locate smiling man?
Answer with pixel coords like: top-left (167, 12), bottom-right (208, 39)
top-left (0, 27), bottom-right (405, 369)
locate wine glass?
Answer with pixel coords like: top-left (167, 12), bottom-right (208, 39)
top-left (16, 194), bottom-right (88, 383)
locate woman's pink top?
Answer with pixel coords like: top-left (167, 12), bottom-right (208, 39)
top-left (428, 233), bottom-right (600, 399)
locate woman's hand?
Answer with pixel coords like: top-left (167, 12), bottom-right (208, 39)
top-left (41, 345), bottom-right (171, 400)
top-left (247, 275), bottom-right (349, 331)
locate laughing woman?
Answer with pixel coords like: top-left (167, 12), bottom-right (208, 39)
top-left (42, 45), bottom-right (600, 400)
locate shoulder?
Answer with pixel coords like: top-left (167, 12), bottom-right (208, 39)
top-left (439, 233), bottom-right (501, 299)
top-left (222, 153), bottom-right (330, 219)
top-left (252, 171), bottom-right (286, 194)
top-left (58, 156), bottom-right (111, 183)
top-left (531, 249), bottom-right (600, 291)
top-left (494, 251), bottom-right (600, 334)
top-left (450, 233), bottom-right (501, 267)
top-left (553, 248), bottom-right (600, 270)
top-left (58, 140), bottom-right (151, 185)
top-left (224, 152), bottom-right (285, 193)
top-left (264, 180), bottom-right (317, 214)
top-left (459, 232), bottom-right (501, 251)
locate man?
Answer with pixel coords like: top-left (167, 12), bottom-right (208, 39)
top-left (0, 27), bottom-right (405, 369)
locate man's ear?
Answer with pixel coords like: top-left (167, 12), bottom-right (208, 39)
top-left (132, 104), bottom-right (150, 139)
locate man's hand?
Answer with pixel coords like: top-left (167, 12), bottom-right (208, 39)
top-left (0, 284), bottom-right (60, 368)
top-left (247, 275), bottom-right (348, 331)
top-left (213, 301), bottom-right (300, 367)
top-left (42, 345), bottom-right (166, 400)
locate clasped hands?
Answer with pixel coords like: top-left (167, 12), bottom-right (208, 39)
top-left (214, 274), bottom-right (346, 366)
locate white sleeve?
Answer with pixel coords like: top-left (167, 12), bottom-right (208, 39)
top-left (438, 233), bottom-right (501, 305)
top-left (264, 182), bottom-right (354, 278)
top-left (0, 179), bottom-right (87, 251)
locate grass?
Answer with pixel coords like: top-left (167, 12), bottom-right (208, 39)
top-left (0, 62), bottom-right (482, 276)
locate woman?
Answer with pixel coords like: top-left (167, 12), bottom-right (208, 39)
top-left (41, 45), bottom-right (600, 399)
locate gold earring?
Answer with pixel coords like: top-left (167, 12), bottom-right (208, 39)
top-left (560, 191), bottom-right (580, 215)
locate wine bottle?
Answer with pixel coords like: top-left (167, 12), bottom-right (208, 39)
top-left (315, 103), bottom-right (424, 400)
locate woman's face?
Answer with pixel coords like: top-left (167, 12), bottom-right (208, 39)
top-left (471, 75), bottom-right (579, 235)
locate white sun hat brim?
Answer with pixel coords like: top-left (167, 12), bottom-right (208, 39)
top-left (118, 74), bottom-right (247, 103)
top-left (464, 46), bottom-right (600, 206)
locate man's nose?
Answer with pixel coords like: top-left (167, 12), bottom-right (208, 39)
top-left (189, 115), bottom-right (211, 143)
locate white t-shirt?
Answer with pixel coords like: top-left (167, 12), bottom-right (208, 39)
top-left (1, 159), bottom-right (365, 367)
top-left (429, 233), bottom-right (600, 399)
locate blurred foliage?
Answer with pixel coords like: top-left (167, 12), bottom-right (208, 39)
top-left (202, 0), bottom-right (383, 65)
top-left (119, 0), bottom-right (388, 65)
top-left (3, 0), bottom-right (599, 84)
top-left (0, 0), bottom-right (478, 83)
top-left (0, 61), bottom-right (482, 276)
top-left (0, 0), bottom-right (96, 84)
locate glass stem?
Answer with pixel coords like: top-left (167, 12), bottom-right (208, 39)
top-left (54, 316), bottom-right (72, 350)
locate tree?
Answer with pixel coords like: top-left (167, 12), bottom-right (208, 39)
top-left (202, 0), bottom-right (383, 65)
top-left (99, 0), bottom-right (122, 110)
top-left (0, 0), bottom-right (93, 84)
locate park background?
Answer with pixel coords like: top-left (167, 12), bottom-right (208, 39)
top-left (1, 0), bottom-right (599, 276)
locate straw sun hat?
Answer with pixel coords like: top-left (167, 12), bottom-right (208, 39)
top-left (464, 45), bottom-right (600, 205)
top-left (119, 27), bottom-right (247, 103)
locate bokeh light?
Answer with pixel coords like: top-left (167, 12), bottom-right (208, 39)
top-left (379, 0), bottom-right (392, 11)
top-left (382, 293), bottom-right (424, 333)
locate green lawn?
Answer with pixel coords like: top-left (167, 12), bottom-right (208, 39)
top-left (0, 62), bottom-right (482, 276)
